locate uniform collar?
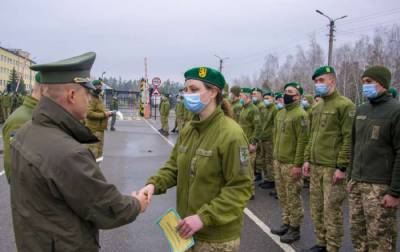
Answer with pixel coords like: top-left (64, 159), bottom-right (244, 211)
top-left (190, 106), bottom-right (224, 133)
top-left (32, 96), bottom-right (98, 144)
top-left (323, 90), bottom-right (339, 101)
top-left (369, 92), bottom-right (391, 105)
top-left (284, 101), bottom-right (300, 111)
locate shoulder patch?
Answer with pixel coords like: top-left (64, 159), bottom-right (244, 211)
top-left (239, 146), bottom-right (249, 175)
top-left (9, 131), bottom-right (16, 142)
top-left (349, 110), bottom-right (356, 118)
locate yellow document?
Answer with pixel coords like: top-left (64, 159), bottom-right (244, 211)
top-left (157, 208), bottom-right (195, 252)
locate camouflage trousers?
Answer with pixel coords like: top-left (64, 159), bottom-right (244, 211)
top-left (187, 238), bottom-right (240, 252)
top-left (348, 181), bottom-right (397, 252)
top-left (274, 160), bottom-right (304, 226)
top-left (161, 115), bottom-right (169, 132)
top-left (310, 165), bottom-right (346, 252)
top-left (255, 141), bottom-right (274, 182)
top-left (87, 130), bottom-right (105, 159)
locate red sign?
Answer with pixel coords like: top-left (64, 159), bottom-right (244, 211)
top-left (152, 77), bottom-right (161, 86)
top-left (152, 86), bottom-right (160, 96)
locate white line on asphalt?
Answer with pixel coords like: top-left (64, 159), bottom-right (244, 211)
top-left (0, 170), bottom-right (4, 177)
top-left (143, 118), bottom-right (295, 252)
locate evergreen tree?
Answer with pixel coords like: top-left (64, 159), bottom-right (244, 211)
top-left (7, 68), bottom-right (27, 95)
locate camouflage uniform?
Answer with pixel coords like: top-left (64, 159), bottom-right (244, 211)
top-left (254, 101), bottom-right (265, 174)
top-left (160, 98), bottom-right (170, 133)
top-left (348, 182), bottom-right (397, 252)
top-left (86, 94), bottom-right (108, 158)
top-left (188, 238), bottom-right (240, 252)
top-left (175, 100), bottom-right (185, 132)
top-left (304, 90), bottom-right (355, 251)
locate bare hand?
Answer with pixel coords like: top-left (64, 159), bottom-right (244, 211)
top-left (332, 169), bottom-right (346, 185)
top-left (291, 166), bottom-right (302, 179)
top-left (381, 194), bottom-right (400, 208)
top-left (347, 180), bottom-right (354, 193)
top-left (302, 162), bottom-right (310, 177)
top-left (131, 191), bottom-right (149, 213)
top-left (249, 144), bottom-right (257, 153)
top-left (105, 111), bottom-right (113, 117)
top-left (176, 215), bottom-right (204, 239)
top-left (138, 184), bottom-right (155, 204)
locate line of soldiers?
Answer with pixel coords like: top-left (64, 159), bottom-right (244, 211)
top-left (0, 92), bottom-right (25, 123)
top-left (228, 65), bottom-right (399, 252)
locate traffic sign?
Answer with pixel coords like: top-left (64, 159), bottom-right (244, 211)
top-left (152, 77), bottom-right (161, 86)
top-left (152, 86), bottom-right (160, 96)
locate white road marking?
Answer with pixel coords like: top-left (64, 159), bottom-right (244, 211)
top-left (143, 118), bottom-right (295, 252)
top-left (0, 170), bottom-right (4, 177)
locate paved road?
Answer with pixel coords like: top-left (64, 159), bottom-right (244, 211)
top-left (0, 116), bottom-right (398, 252)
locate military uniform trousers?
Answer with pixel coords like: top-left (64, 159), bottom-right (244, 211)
top-left (349, 181), bottom-right (397, 252)
top-left (110, 114), bottom-right (116, 129)
top-left (274, 160), bottom-right (304, 226)
top-left (188, 238), bottom-right (240, 252)
top-left (161, 115), bottom-right (169, 132)
top-left (310, 165), bottom-right (346, 252)
top-left (2, 107), bottom-right (11, 120)
top-left (87, 130), bottom-right (105, 159)
top-left (255, 141), bottom-right (274, 182)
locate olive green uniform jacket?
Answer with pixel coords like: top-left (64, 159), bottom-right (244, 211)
top-left (2, 96), bottom-right (38, 183)
top-left (147, 107), bottom-right (252, 242)
top-left (110, 97), bottom-right (119, 110)
top-left (238, 102), bottom-right (261, 144)
top-left (175, 101), bottom-right (185, 119)
top-left (273, 102), bottom-right (309, 166)
top-left (86, 94), bottom-right (108, 131)
top-left (10, 96), bottom-right (141, 251)
top-left (259, 103), bottom-right (277, 141)
top-left (2, 94), bottom-right (11, 108)
top-left (304, 91), bottom-right (355, 169)
top-left (349, 94), bottom-right (400, 197)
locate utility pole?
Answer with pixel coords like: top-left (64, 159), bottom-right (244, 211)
top-left (316, 10), bottom-right (347, 66)
top-left (214, 55), bottom-right (229, 72)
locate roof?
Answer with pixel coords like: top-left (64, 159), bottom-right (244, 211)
top-left (0, 46), bottom-right (36, 64)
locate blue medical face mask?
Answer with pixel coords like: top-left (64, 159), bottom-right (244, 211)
top-left (264, 99), bottom-right (271, 106)
top-left (183, 93), bottom-right (209, 114)
top-left (315, 83), bottom-right (329, 96)
top-left (252, 97), bottom-right (258, 104)
top-left (239, 99), bottom-right (245, 105)
top-left (362, 83), bottom-right (378, 99)
top-left (301, 100), bottom-right (310, 108)
top-left (276, 103), bottom-right (284, 110)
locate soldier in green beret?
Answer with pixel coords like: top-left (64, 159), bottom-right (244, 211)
top-left (110, 94), bottom-right (119, 131)
top-left (252, 87), bottom-right (266, 181)
top-left (303, 66), bottom-right (356, 252)
top-left (275, 92), bottom-right (284, 110)
top-left (230, 85), bottom-right (242, 122)
top-left (2, 73), bottom-right (42, 183)
top-left (348, 66), bottom-right (400, 252)
top-left (270, 82), bottom-right (309, 243)
top-left (257, 90), bottom-right (278, 189)
top-left (140, 67), bottom-right (252, 252)
top-left (302, 94), bottom-right (315, 115)
top-left (86, 79), bottom-right (112, 159)
top-left (159, 94), bottom-right (171, 136)
top-left (10, 52), bottom-right (147, 251)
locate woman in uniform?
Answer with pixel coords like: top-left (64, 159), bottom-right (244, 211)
top-left (139, 67), bottom-right (253, 252)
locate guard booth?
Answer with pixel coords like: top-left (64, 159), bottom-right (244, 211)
top-left (104, 89), bottom-right (140, 119)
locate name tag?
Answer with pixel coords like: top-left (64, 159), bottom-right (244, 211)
top-left (196, 149), bottom-right (213, 157)
top-left (356, 115), bottom-right (367, 120)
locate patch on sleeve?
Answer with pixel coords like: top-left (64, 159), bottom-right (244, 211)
top-left (371, 125), bottom-right (380, 140)
top-left (349, 110), bottom-right (356, 118)
top-left (239, 146), bottom-right (249, 175)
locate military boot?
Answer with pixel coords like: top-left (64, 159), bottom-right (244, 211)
top-left (280, 225), bottom-right (300, 243)
top-left (271, 224), bottom-right (289, 236)
top-left (302, 245), bottom-right (327, 252)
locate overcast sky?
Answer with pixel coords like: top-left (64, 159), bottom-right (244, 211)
top-left (1, 0), bottom-right (399, 83)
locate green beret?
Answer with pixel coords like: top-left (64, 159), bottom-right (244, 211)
top-left (230, 85), bottom-right (241, 97)
top-left (263, 90), bottom-right (274, 97)
top-left (30, 52), bottom-right (96, 90)
top-left (284, 82), bottom-right (304, 95)
top-left (252, 87), bottom-right (263, 93)
top-left (275, 92), bottom-right (283, 99)
top-left (388, 87), bottom-right (398, 98)
top-left (304, 94), bottom-right (314, 104)
top-left (35, 73), bottom-right (41, 83)
top-left (240, 87), bottom-right (252, 94)
top-left (362, 66), bottom-right (392, 89)
top-left (184, 67), bottom-right (226, 90)
top-left (92, 79), bottom-right (103, 86)
top-left (312, 66), bottom-right (336, 80)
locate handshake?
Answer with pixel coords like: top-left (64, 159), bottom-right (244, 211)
top-left (131, 184), bottom-right (155, 213)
